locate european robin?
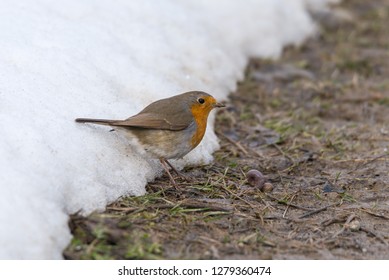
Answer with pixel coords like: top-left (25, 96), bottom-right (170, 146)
top-left (75, 91), bottom-right (225, 186)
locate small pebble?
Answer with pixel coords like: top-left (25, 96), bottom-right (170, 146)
top-left (348, 220), bottom-right (361, 231)
top-left (246, 169), bottom-right (266, 189)
top-left (262, 182), bottom-right (274, 193)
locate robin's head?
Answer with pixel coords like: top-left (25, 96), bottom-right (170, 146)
top-left (180, 91), bottom-right (224, 147)
top-left (184, 91), bottom-right (225, 118)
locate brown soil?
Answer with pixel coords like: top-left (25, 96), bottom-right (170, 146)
top-left (64, 0), bottom-right (389, 260)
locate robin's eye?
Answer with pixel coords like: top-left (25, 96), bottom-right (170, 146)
top-left (198, 98), bottom-right (205, 104)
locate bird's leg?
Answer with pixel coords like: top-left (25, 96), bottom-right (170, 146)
top-left (159, 158), bottom-right (177, 187)
top-left (165, 159), bottom-right (190, 181)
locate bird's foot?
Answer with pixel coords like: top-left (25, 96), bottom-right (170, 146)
top-left (159, 158), bottom-right (180, 188)
top-left (164, 159), bottom-right (191, 181)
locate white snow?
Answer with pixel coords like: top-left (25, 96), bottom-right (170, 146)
top-left (0, 0), bottom-right (332, 259)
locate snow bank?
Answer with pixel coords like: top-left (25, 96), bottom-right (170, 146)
top-left (0, 0), bottom-right (329, 259)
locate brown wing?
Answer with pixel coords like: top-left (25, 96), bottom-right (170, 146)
top-left (112, 94), bottom-right (195, 130)
top-left (76, 92), bottom-right (201, 130)
top-left (109, 112), bottom-right (190, 130)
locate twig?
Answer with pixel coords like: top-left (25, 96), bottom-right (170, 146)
top-left (219, 133), bottom-right (249, 155)
top-left (220, 184), bottom-right (256, 208)
top-left (106, 206), bottom-right (138, 213)
top-left (151, 202), bottom-right (233, 212)
top-left (86, 238), bottom-right (99, 256)
top-left (271, 143), bottom-right (293, 162)
top-left (332, 214), bottom-right (356, 238)
top-left (263, 215), bottom-right (304, 223)
top-left (361, 208), bottom-right (389, 220)
top-left (299, 201), bottom-right (341, 219)
top-left (360, 226), bottom-right (388, 245)
top-left (108, 201), bottom-right (234, 214)
top-left (265, 194), bottom-right (313, 211)
top-left (283, 193), bottom-right (297, 218)
top-left (352, 154), bottom-right (389, 171)
top-left (336, 94), bottom-right (383, 103)
top-left (219, 184), bottom-right (268, 224)
top-left (335, 156), bottom-right (388, 163)
top-left (320, 214), bottom-right (349, 227)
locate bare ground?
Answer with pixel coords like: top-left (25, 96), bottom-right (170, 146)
top-left (64, 0), bottom-right (389, 260)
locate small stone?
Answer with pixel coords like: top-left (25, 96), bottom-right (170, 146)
top-left (246, 169), bottom-right (266, 189)
top-left (262, 182), bottom-right (274, 192)
top-left (348, 220), bottom-right (361, 231)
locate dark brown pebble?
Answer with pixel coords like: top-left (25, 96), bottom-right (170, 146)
top-left (246, 169), bottom-right (266, 189)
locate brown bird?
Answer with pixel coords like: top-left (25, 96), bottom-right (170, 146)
top-left (75, 91), bottom-right (225, 185)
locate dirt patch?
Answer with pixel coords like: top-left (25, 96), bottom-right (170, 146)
top-left (64, 0), bottom-right (389, 260)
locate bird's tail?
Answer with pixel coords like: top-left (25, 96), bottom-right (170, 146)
top-left (75, 118), bottom-right (117, 126)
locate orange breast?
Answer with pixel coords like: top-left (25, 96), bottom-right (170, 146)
top-left (190, 105), bottom-right (211, 148)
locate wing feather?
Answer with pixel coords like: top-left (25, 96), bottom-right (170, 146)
top-left (110, 113), bottom-right (190, 130)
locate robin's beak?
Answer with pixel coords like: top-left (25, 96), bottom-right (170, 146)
top-left (213, 102), bottom-right (225, 108)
